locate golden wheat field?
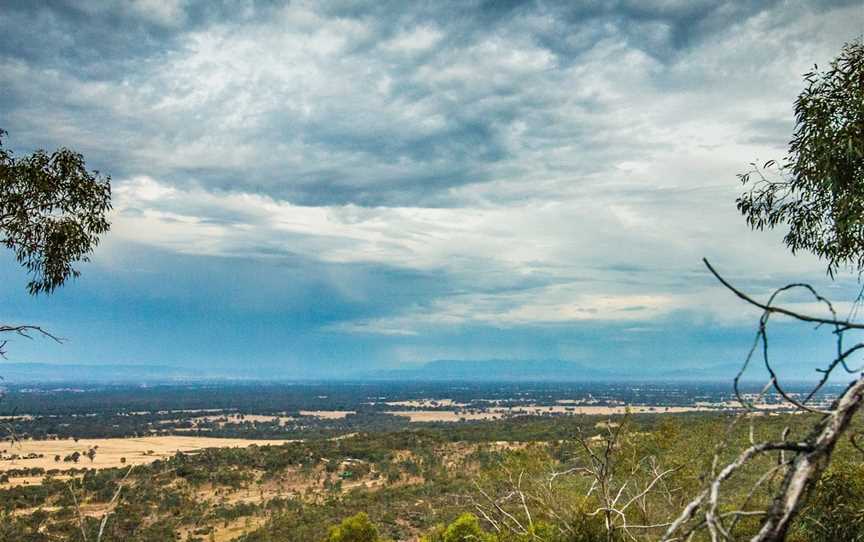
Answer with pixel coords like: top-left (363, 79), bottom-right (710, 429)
top-left (0, 436), bottom-right (294, 476)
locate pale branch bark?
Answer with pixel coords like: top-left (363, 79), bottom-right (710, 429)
top-left (67, 481), bottom-right (88, 542)
top-left (96, 465), bottom-right (135, 542)
top-left (752, 377), bottom-right (864, 541)
top-left (727, 461), bottom-right (789, 533)
top-left (473, 415), bottom-right (681, 542)
top-left (662, 259), bottom-right (864, 542)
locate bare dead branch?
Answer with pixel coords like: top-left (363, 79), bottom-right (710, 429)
top-left (702, 258), bottom-right (862, 330)
top-left (664, 260), bottom-right (864, 542)
top-left (67, 481), bottom-right (88, 542)
top-left (0, 324), bottom-right (63, 358)
top-left (96, 465), bottom-right (135, 542)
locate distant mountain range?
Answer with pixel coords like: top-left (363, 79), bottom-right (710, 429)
top-left (0, 359), bottom-right (776, 384)
top-left (357, 359), bottom-right (747, 382)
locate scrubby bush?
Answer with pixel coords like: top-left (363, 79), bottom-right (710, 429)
top-left (790, 461), bottom-right (864, 542)
top-left (326, 512), bottom-right (382, 542)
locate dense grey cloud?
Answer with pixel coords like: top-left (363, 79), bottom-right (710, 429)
top-left (1, 0), bottom-right (862, 370)
top-left (3, 0), bottom-right (858, 205)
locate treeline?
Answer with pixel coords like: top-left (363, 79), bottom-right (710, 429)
top-left (3, 381), bottom-right (823, 416)
top-left (0, 410), bottom-right (412, 441)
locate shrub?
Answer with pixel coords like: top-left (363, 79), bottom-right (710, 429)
top-left (789, 461), bottom-right (864, 542)
top-left (326, 512), bottom-right (381, 542)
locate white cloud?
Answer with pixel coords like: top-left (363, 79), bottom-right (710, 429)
top-left (5, 0), bottom-right (862, 337)
top-left (110, 165), bottom-right (854, 333)
top-left (382, 26), bottom-right (443, 53)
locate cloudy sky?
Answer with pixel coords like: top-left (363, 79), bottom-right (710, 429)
top-left (1, 0), bottom-right (862, 380)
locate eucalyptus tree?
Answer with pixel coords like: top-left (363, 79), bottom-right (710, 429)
top-left (737, 39), bottom-right (864, 277)
top-left (664, 38), bottom-right (864, 542)
top-left (0, 129), bottom-right (111, 356)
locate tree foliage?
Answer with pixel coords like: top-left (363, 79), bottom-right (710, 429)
top-left (326, 512), bottom-right (382, 542)
top-left (737, 38), bottom-right (864, 276)
top-left (421, 514), bottom-right (495, 542)
top-left (441, 513), bottom-right (494, 542)
top-left (0, 129), bottom-right (111, 294)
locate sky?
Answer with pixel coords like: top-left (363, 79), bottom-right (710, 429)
top-left (1, 0), bottom-right (863, 381)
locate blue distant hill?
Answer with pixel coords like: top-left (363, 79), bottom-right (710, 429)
top-left (0, 359), bottom-right (794, 384)
top-left (358, 359), bottom-right (745, 382)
